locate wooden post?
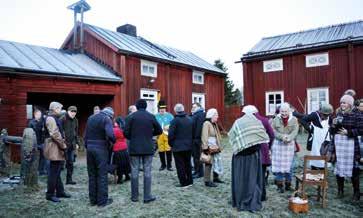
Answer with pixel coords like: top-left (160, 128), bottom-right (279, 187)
top-left (20, 128), bottom-right (39, 189)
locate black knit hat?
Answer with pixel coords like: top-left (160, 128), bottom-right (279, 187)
top-left (158, 100), bottom-right (167, 109)
top-left (136, 99), bottom-right (147, 110)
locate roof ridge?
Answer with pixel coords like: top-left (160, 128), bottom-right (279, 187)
top-left (138, 37), bottom-right (176, 59)
top-left (262, 20), bottom-right (363, 40)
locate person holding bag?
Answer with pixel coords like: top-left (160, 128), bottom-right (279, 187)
top-left (201, 108), bottom-right (223, 187)
top-left (43, 102), bottom-right (71, 203)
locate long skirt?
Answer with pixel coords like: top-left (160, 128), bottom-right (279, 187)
top-left (334, 134), bottom-right (354, 178)
top-left (113, 150), bottom-right (131, 176)
top-left (231, 150), bottom-right (263, 212)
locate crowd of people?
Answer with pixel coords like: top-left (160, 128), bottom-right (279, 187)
top-left (26, 89), bottom-right (362, 212)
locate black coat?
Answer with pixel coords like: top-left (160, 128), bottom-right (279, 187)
top-left (168, 112), bottom-right (193, 152)
top-left (84, 112), bottom-right (115, 149)
top-left (191, 109), bottom-right (205, 146)
top-left (124, 109), bottom-right (162, 156)
top-left (28, 118), bottom-right (45, 145)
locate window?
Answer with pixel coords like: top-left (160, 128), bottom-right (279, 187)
top-left (141, 60), bottom-right (157, 77)
top-left (140, 89), bottom-right (158, 114)
top-left (307, 88), bottom-right (329, 114)
top-left (306, 53), bottom-right (329, 67)
top-left (192, 71), bottom-right (204, 84)
top-left (265, 91), bottom-right (284, 115)
top-left (192, 93), bottom-right (205, 109)
top-left (263, 59), bottom-right (283, 72)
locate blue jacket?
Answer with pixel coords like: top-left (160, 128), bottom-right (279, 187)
top-left (84, 112), bottom-right (115, 149)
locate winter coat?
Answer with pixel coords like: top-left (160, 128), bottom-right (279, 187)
top-left (124, 109), bottom-right (162, 155)
top-left (28, 118), bottom-right (45, 145)
top-left (191, 109), bottom-right (206, 147)
top-left (271, 115), bottom-right (299, 143)
top-left (44, 114), bottom-right (67, 161)
top-left (157, 133), bottom-right (171, 152)
top-left (84, 112), bottom-right (115, 149)
top-left (113, 127), bottom-right (127, 152)
top-left (201, 120), bottom-right (222, 151)
top-left (254, 113), bottom-right (275, 165)
top-left (168, 112), bottom-right (193, 152)
top-left (60, 113), bottom-right (79, 149)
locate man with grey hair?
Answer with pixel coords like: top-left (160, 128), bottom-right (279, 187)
top-left (128, 105), bottom-right (137, 114)
top-left (168, 103), bottom-right (194, 187)
top-left (44, 101), bottom-right (71, 203)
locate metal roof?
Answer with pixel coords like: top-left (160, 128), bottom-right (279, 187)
top-left (85, 24), bottom-right (225, 75)
top-left (243, 20), bottom-right (363, 60)
top-left (0, 40), bottom-right (121, 82)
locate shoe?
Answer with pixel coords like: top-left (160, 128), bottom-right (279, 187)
top-left (56, 192), bottom-right (71, 198)
top-left (276, 182), bottom-right (284, 193)
top-left (99, 198), bottom-right (113, 207)
top-left (285, 182), bottom-right (292, 191)
top-left (205, 182), bottom-right (218, 187)
top-left (144, 196), bottom-right (157, 204)
top-left (125, 175), bottom-right (131, 181)
top-left (213, 178), bottom-right (225, 184)
top-left (183, 184), bottom-right (193, 188)
top-left (131, 198), bottom-right (139, 202)
top-left (90, 202), bottom-right (97, 206)
top-left (167, 167), bottom-right (173, 171)
top-left (66, 180), bottom-right (76, 185)
top-left (192, 174), bottom-right (202, 179)
top-left (159, 166), bottom-right (166, 171)
top-left (46, 196), bottom-right (61, 203)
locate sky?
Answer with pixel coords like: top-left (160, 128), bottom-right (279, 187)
top-left (1, 0), bottom-right (362, 90)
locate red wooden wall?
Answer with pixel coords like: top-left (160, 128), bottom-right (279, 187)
top-left (243, 44), bottom-right (363, 115)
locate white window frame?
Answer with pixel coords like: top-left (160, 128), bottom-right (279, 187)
top-left (141, 60), bottom-right (158, 77)
top-left (306, 52), bottom-right (329, 68)
top-left (26, 105), bottom-right (33, 120)
top-left (192, 92), bottom-right (205, 109)
top-left (265, 91), bottom-right (284, 115)
top-left (263, 58), bottom-right (283, 72)
top-left (307, 87), bottom-right (329, 114)
top-left (140, 89), bottom-right (158, 114)
top-left (192, 71), bottom-right (204, 85)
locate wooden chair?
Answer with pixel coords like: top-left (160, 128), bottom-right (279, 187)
top-left (295, 155), bottom-right (328, 208)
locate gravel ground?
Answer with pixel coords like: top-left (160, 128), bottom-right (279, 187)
top-left (0, 135), bottom-right (362, 217)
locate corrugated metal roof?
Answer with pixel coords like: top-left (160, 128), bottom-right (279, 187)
top-left (243, 20), bottom-right (363, 59)
top-left (0, 40), bottom-right (121, 82)
top-left (85, 24), bottom-right (225, 74)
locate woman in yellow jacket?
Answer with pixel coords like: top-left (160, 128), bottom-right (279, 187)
top-left (157, 125), bottom-right (173, 171)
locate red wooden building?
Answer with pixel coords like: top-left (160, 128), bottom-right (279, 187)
top-left (0, 1), bottom-right (225, 137)
top-left (241, 20), bottom-right (363, 116)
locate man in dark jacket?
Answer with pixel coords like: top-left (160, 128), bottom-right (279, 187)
top-left (169, 103), bottom-right (193, 187)
top-left (61, 106), bottom-right (79, 185)
top-left (28, 109), bottom-right (47, 175)
top-left (191, 103), bottom-right (205, 178)
top-left (84, 107), bottom-right (115, 207)
top-left (124, 99), bottom-right (162, 203)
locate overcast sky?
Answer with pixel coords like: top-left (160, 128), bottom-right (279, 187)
top-left (1, 0), bottom-right (362, 90)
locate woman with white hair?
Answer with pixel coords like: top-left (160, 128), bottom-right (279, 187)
top-left (201, 108), bottom-right (223, 187)
top-left (168, 103), bottom-right (193, 187)
top-left (330, 94), bottom-right (361, 201)
top-left (271, 102), bottom-right (299, 193)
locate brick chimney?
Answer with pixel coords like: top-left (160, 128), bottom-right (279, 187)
top-left (116, 24), bottom-right (137, 37)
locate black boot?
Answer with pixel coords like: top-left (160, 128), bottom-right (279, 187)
top-left (124, 174), bottom-right (130, 181)
top-left (352, 170), bottom-right (360, 202)
top-left (336, 176), bottom-right (344, 199)
top-left (205, 181), bottom-right (218, 187)
top-left (213, 172), bottom-right (224, 183)
top-left (276, 181), bottom-right (284, 193)
top-left (285, 181), bottom-right (292, 191)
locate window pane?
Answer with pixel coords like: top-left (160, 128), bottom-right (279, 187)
top-left (269, 95), bottom-right (274, 101)
top-left (142, 65), bottom-right (148, 73)
top-left (149, 66), bottom-right (155, 74)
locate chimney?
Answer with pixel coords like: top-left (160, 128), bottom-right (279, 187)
top-left (117, 24), bottom-right (137, 37)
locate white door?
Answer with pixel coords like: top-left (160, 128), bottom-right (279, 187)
top-left (140, 89), bottom-right (158, 114)
top-left (307, 88), bottom-right (329, 114)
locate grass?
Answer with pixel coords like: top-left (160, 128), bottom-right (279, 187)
top-left (0, 135), bottom-right (363, 217)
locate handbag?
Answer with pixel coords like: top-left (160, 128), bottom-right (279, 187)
top-left (208, 137), bottom-right (220, 154)
top-left (200, 152), bottom-right (212, 164)
top-left (320, 131), bottom-right (330, 156)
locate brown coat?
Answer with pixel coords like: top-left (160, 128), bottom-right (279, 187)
top-left (201, 121), bottom-right (222, 151)
top-left (43, 116), bottom-right (67, 161)
top-left (272, 115), bottom-right (299, 142)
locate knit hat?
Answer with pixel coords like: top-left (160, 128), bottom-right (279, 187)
top-left (319, 103), bottom-right (333, 115)
top-left (206, 108), bottom-right (218, 119)
top-left (102, 107), bottom-right (114, 118)
top-left (136, 99), bottom-right (147, 110)
top-left (340, 94), bottom-right (354, 106)
top-left (344, 89), bottom-right (356, 97)
top-left (242, 105), bottom-right (258, 115)
top-left (158, 100), bottom-right (167, 109)
top-left (49, 102), bottom-right (63, 111)
top-left (68, 106), bottom-right (77, 112)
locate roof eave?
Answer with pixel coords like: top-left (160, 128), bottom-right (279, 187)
top-left (0, 67), bottom-right (123, 83)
